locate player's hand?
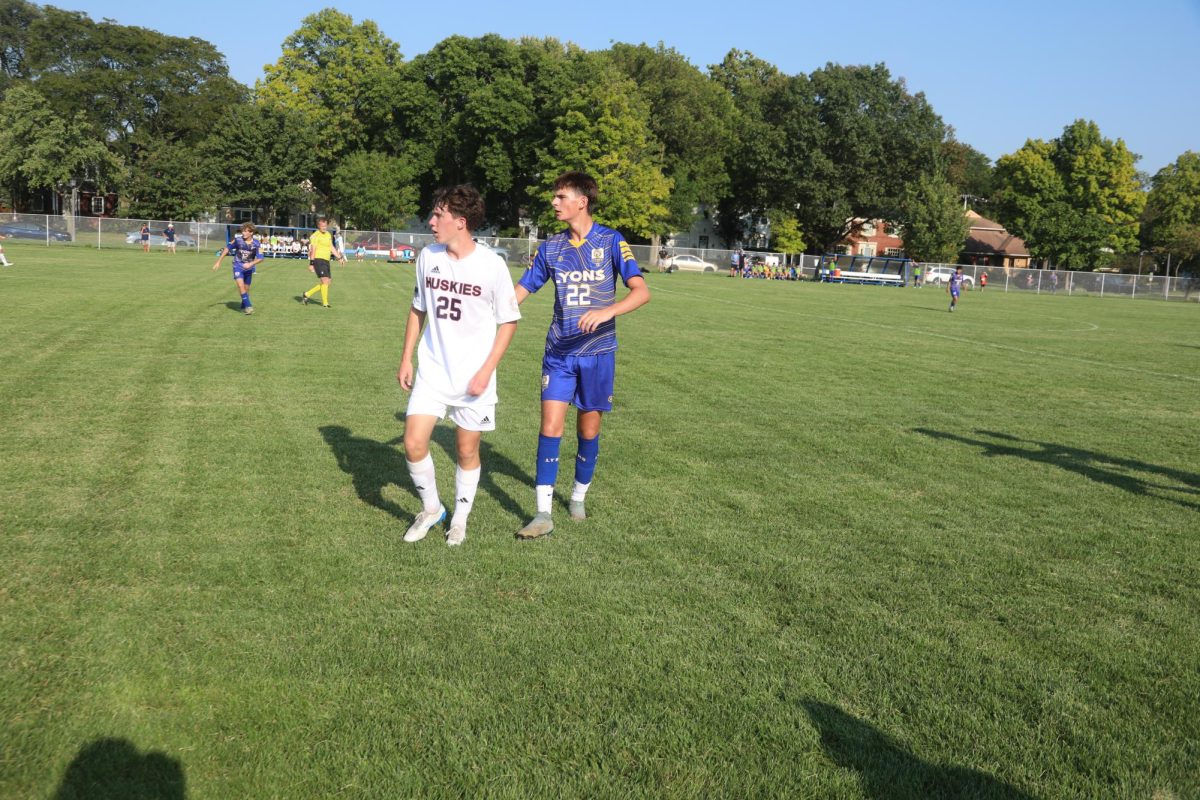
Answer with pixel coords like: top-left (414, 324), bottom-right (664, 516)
top-left (466, 367), bottom-right (492, 398)
top-left (397, 362), bottom-right (415, 391)
top-left (578, 307), bottom-right (616, 334)
top-left (211, 263), bottom-right (219, 271)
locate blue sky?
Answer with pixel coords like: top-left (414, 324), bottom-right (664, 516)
top-left (69, 0), bottom-right (1200, 174)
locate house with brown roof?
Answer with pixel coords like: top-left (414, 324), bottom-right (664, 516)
top-left (960, 210), bottom-right (1031, 269)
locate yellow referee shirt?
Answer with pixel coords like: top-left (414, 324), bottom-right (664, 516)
top-left (310, 230), bottom-right (334, 260)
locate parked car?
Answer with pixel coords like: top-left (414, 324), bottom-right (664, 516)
top-left (474, 240), bottom-right (510, 262)
top-left (124, 230), bottom-right (196, 247)
top-left (660, 254), bottom-right (719, 273)
top-left (923, 266), bottom-right (974, 288)
top-left (0, 221), bottom-right (72, 241)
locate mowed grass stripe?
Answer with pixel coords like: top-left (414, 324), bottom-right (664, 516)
top-left (1, 247), bottom-right (1197, 799)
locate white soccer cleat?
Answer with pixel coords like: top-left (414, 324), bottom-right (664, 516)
top-left (516, 512), bottom-right (554, 540)
top-left (403, 505), bottom-right (445, 543)
top-left (446, 523), bottom-right (466, 547)
top-left (568, 499), bottom-right (586, 521)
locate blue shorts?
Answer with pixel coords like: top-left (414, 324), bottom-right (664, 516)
top-left (541, 351), bottom-right (615, 412)
top-left (950, 288), bottom-right (960, 297)
top-left (233, 264), bottom-right (255, 284)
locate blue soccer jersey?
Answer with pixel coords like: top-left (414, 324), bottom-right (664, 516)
top-left (519, 223), bottom-right (642, 356)
top-left (950, 272), bottom-right (964, 293)
top-left (227, 236), bottom-right (260, 266)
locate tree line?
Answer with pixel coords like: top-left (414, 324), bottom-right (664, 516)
top-left (1, 3), bottom-right (1196, 270)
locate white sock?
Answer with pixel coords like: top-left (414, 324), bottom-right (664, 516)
top-left (536, 484), bottom-right (554, 515)
top-left (571, 481), bottom-right (591, 502)
top-left (406, 454), bottom-right (440, 513)
top-left (451, 466), bottom-right (481, 526)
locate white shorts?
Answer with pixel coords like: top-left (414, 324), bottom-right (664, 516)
top-left (406, 383), bottom-right (496, 432)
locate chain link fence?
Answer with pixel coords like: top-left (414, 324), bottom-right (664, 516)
top-left (4, 212), bottom-right (1196, 301)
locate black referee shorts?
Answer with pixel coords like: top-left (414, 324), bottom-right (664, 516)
top-left (312, 258), bottom-right (332, 279)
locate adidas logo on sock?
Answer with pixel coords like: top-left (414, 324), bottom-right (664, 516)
top-left (458, 497), bottom-right (469, 503)
top-left (415, 484), bottom-right (426, 490)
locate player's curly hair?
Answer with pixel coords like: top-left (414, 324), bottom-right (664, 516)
top-left (553, 171), bottom-right (599, 212)
top-left (431, 185), bottom-right (486, 231)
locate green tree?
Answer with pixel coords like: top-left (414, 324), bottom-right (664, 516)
top-left (711, 56), bottom-right (946, 252)
top-left (0, 83), bottom-right (124, 207)
top-left (708, 50), bottom-right (792, 245)
top-left (257, 8), bottom-right (402, 169)
top-left (0, 0), bottom-right (39, 89)
top-left (1143, 151), bottom-right (1200, 270)
top-left (898, 172), bottom-right (970, 262)
top-left (607, 43), bottom-right (735, 232)
top-left (202, 104), bottom-right (319, 223)
top-left (395, 35), bottom-right (583, 228)
top-left (940, 138), bottom-right (993, 199)
top-left (993, 120), bottom-right (1145, 268)
top-left (765, 209), bottom-right (805, 253)
top-left (534, 69), bottom-right (672, 238)
top-left (330, 151), bottom-right (420, 230)
top-left (123, 137), bottom-right (218, 220)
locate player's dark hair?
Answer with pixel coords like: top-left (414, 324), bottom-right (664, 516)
top-left (553, 171), bottom-right (599, 213)
top-left (431, 185), bottom-right (486, 231)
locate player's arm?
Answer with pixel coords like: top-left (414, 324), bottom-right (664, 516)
top-left (211, 246), bottom-right (230, 270)
top-left (466, 320), bottom-right (518, 397)
top-left (397, 305), bottom-right (427, 391)
top-left (578, 275), bottom-right (650, 334)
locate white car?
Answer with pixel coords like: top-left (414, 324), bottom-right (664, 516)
top-left (660, 254), bottom-right (719, 273)
top-left (922, 266), bottom-right (974, 288)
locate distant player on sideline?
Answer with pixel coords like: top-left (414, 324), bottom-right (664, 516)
top-left (514, 171), bottom-right (650, 540)
top-left (948, 265), bottom-right (964, 312)
top-left (140, 222), bottom-right (150, 253)
top-left (212, 222), bottom-right (263, 315)
top-left (0, 233), bottom-right (11, 267)
top-left (300, 218), bottom-right (345, 308)
top-left (397, 185), bottom-right (521, 547)
top-left (164, 223), bottom-right (177, 254)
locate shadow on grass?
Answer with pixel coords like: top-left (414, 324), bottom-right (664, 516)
top-left (913, 428), bottom-right (1199, 511)
top-left (803, 702), bottom-right (1034, 800)
top-left (418, 413), bottom-right (536, 522)
top-left (52, 737), bottom-right (185, 800)
top-left (320, 420), bottom-right (536, 523)
top-left (320, 425), bottom-right (418, 520)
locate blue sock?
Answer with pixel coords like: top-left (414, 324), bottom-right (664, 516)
top-left (241, 292), bottom-right (251, 308)
top-left (575, 435), bottom-right (599, 485)
top-left (535, 434), bottom-right (561, 486)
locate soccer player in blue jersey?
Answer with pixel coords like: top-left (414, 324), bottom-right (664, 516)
top-left (948, 265), bottom-right (964, 312)
top-left (212, 222), bottom-right (263, 315)
top-left (514, 171), bottom-right (651, 539)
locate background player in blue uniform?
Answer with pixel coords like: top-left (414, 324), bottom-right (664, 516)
top-left (513, 171), bottom-right (651, 539)
top-left (948, 265), bottom-right (964, 312)
top-left (212, 222), bottom-right (263, 315)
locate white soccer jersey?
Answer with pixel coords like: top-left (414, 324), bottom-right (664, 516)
top-left (411, 243), bottom-right (521, 405)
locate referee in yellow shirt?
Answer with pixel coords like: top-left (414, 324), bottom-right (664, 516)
top-left (301, 218), bottom-right (346, 308)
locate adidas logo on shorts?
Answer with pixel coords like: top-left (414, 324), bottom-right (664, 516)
top-left (480, 416), bottom-right (490, 424)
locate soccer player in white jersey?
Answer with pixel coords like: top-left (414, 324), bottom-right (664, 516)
top-left (514, 171), bottom-right (651, 539)
top-left (396, 185), bottom-right (521, 546)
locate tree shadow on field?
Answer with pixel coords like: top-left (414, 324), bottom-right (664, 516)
top-left (320, 425), bottom-right (419, 520)
top-left (803, 701), bottom-right (1034, 800)
top-left (52, 737), bottom-right (186, 800)
top-left (912, 428), bottom-right (1199, 511)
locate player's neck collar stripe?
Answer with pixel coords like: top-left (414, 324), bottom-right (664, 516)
top-left (568, 222), bottom-right (597, 248)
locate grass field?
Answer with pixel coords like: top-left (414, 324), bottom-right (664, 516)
top-left (1, 243), bottom-right (1197, 799)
